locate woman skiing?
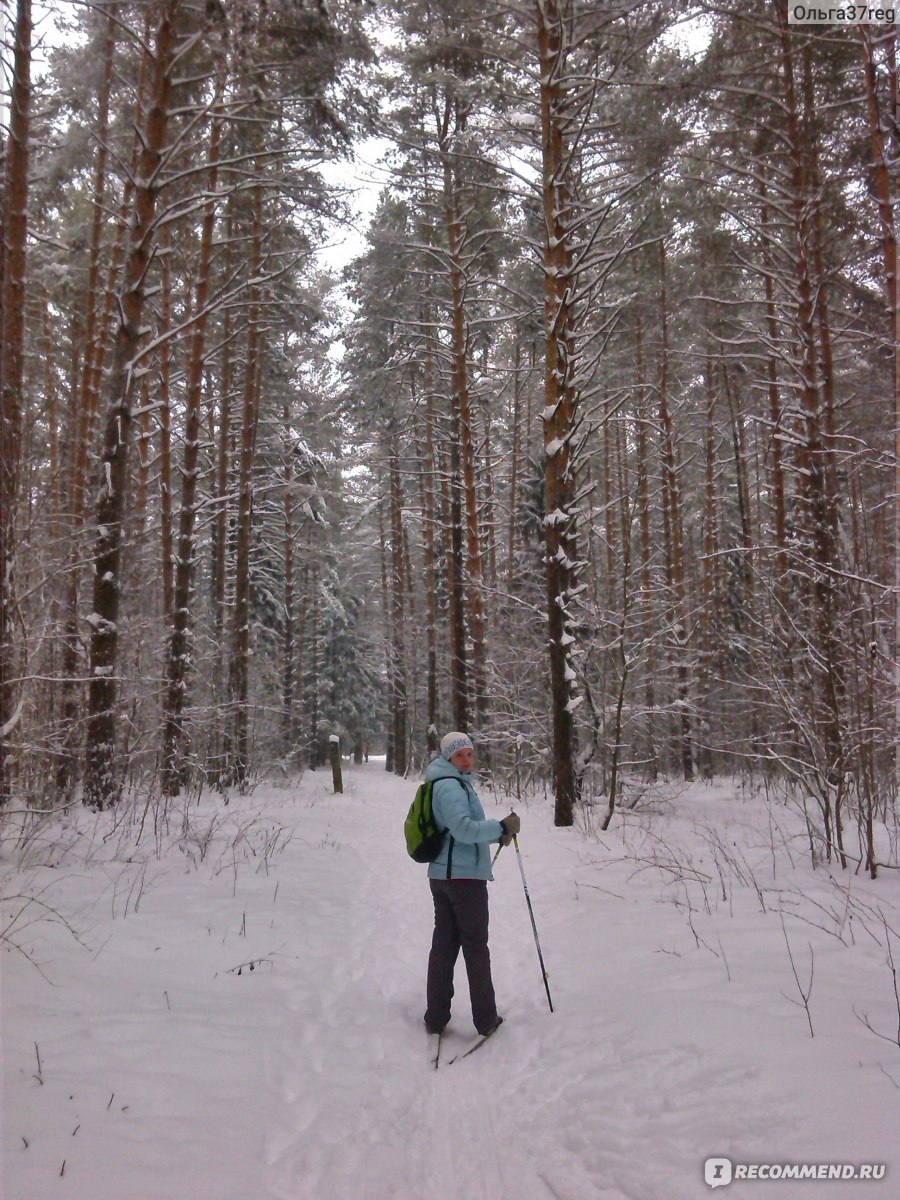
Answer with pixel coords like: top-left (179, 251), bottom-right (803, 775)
top-left (423, 731), bottom-right (520, 1037)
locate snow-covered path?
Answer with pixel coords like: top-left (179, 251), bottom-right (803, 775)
top-left (3, 763), bottom-right (897, 1199)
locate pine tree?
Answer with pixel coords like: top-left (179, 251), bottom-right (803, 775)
top-left (0, 0), bottom-right (32, 804)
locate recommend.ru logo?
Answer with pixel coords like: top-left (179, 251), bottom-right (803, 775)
top-left (704, 1158), bottom-right (887, 1187)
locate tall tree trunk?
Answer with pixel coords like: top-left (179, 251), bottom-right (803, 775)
top-left (282, 391), bottom-right (296, 759)
top-left (443, 419), bottom-right (469, 731)
top-left (209, 201), bottom-right (234, 785)
top-left (657, 241), bottom-right (693, 782)
top-left (226, 179), bottom-right (263, 788)
top-left (860, 23), bottom-right (898, 772)
top-left (860, 24), bottom-right (897, 347)
top-left (720, 363), bottom-right (754, 616)
top-left (507, 338), bottom-right (523, 581)
top-left (537, 0), bottom-right (581, 826)
top-left (388, 424), bottom-right (408, 774)
top-left (480, 388), bottom-right (498, 594)
top-left (57, 3), bottom-right (146, 798)
top-left (158, 221), bottom-right (175, 626)
top-left (443, 151), bottom-right (487, 731)
top-left (43, 294), bottom-right (61, 546)
top-left (161, 113), bottom-right (221, 795)
top-left (305, 561), bottom-right (320, 768)
top-left (777, 3), bottom-right (845, 862)
top-left (419, 324), bottom-right (440, 753)
top-left (378, 503), bottom-right (394, 772)
top-left (758, 160), bottom-right (790, 606)
top-left (634, 327), bottom-right (657, 778)
top-left (83, 0), bottom-right (180, 809)
top-left (698, 342), bottom-right (719, 780)
top-left (803, 49), bottom-right (840, 523)
top-left (0, 0), bottom-right (32, 803)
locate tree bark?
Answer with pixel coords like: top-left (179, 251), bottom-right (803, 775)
top-left (507, 338), bottom-right (523, 581)
top-left (860, 24), bottom-right (898, 774)
top-left (442, 421), bottom-right (469, 731)
top-left (758, 160), bottom-right (789, 601)
top-left (378, 502), bottom-right (394, 773)
top-left (209, 199), bottom-right (235, 784)
top-left (282, 389), bottom-right (296, 759)
top-left (161, 113), bottom-right (221, 795)
top-left (634, 326), bottom-right (657, 778)
top-left (698, 342), bottom-right (719, 780)
top-left (442, 148), bottom-right (487, 731)
top-left (657, 241), bottom-right (693, 782)
top-left (388, 420), bottom-right (408, 775)
top-left (158, 221), bottom-right (175, 626)
top-left (777, 3), bottom-right (845, 861)
top-left (0, 0), bottom-right (32, 803)
top-left (226, 179), bottom-right (264, 787)
top-left (83, 0), bottom-right (180, 809)
top-left (419, 323), bottom-right (440, 753)
top-left (537, 0), bottom-right (581, 826)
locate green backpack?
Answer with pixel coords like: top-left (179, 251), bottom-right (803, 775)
top-left (404, 778), bottom-right (464, 863)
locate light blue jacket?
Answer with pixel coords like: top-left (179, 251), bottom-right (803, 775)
top-left (425, 756), bottom-right (504, 881)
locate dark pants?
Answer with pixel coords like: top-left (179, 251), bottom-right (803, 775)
top-left (425, 878), bottom-right (498, 1034)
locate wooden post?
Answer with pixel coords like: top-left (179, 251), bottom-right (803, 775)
top-left (329, 735), bottom-right (343, 794)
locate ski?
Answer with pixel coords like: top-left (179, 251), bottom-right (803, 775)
top-left (430, 1030), bottom-right (443, 1070)
top-left (447, 1025), bottom-right (500, 1065)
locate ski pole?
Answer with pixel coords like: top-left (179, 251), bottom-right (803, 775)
top-left (513, 835), bottom-right (554, 1013)
top-left (491, 809), bottom-right (516, 865)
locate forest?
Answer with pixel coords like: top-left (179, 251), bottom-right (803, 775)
top-left (1, 0), bottom-right (896, 875)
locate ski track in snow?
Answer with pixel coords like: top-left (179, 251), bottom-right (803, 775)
top-left (256, 767), bottom-right (762, 1200)
top-left (4, 762), bottom-right (898, 1200)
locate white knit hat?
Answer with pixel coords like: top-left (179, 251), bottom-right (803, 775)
top-left (440, 731), bottom-right (474, 760)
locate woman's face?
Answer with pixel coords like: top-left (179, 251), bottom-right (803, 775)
top-left (450, 746), bottom-right (475, 773)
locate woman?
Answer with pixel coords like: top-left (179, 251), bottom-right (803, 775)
top-left (423, 731), bottom-right (520, 1036)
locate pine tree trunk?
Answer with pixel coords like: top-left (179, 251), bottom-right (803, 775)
top-left (443, 424), bottom-right (469, 730)
top-left (537, 0), bottom-right (581, 826)
top-left (507, 338), bottom-right (523, 581)
top-left (803, 49), bottom-right (840, 523)
top-left (161, 113), bottom-right (221, 795)
top-left (83, 0), bottom-right (180, 809)
top-left (225, 179), bottom-right (263, 788)
top-left (657, 241), bottom-right (693, 782)
top-left (698, 345), bottom-right (718, 780)
top-left (209, 202), bottom-right (234, 785)
top-left (378, 503), bottom-right (394, 773)
top-left (480, 388), bottom-right (498, 594)
top-left (158, 221), bottom-right (175, 626)
top-left (388, 422), bottom-right (408, 775)
top-left (860, 23), bottom-right (898, 767)
top-left (0, 0), bottom-right (32, 804)
top-left (295, 561), bottom-right (307, 764)
top-left (443, 155), bottom-right (487, 731)
top-left (306, 561), bottom-right (320, 769)
top-left (58, 5), bottom-right (152, 797)
top-left (43, 295), bottom-right (61, 545)
top-left (420, 319), bottom-right (440, 754)
top-left (634, 327), bottom-right (657, 778)
top-left (135, 381), bottom-right (152, 540)
top-left (860, 25), bottom-right (897, 329)
top-left (722, 363), bottom-right (754, 608)
top-left (282, 390), bottom-right (296, 759)
top-left (778, 3), bottom-right (845, 861)
top-left (603, 408), bottom-right (617, 618)
top-left (758, 161), bottom-right (790, 599)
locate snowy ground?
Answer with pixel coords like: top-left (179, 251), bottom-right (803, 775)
top-left (2, 762), bottom-right (898, 1200)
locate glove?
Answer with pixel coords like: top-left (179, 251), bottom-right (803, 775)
top-left (499, 811), bottom-right (521, 845)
